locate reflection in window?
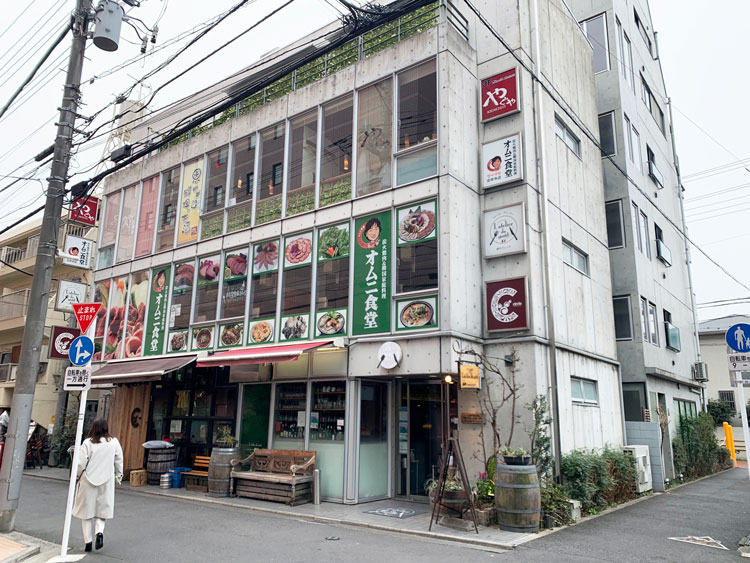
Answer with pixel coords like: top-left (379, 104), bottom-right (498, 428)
top-left (397, 239), bottom-right (438, 293)
top-left (205, 146), bottom-right (228, 214)
top-left (398, 60), bottom-right (436, 149)
top-left (320, 96), bottom-right (353, 207)
top-left (156, 166), bottom-right (180, 251)
top-left (134, 176), bottom-right (159, 257)
top-left (287, 111), bottom-right (317, 216)
top-left (171, 261), bottom-right (194, 329)
top-left (316, 257), bottom-right (349, 311)
top-left (257, 125), bottom-right (284, 224)
top-left (98, 191), bottom-right (121, 268)
top-left (357, 79), bottom-right (393, 196)
top-left (230, 134), bottom-right (256, 206)
top-left (116, 185), bottom-right (139, 263)
top-left (194, 255), bottom-right (220, 323)
top-left (283, 265), bottom-right (312, 316)
top-left (250, 271), bottom-right (278, 319)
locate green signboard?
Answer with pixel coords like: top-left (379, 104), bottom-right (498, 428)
top-left (352, 211), bottom-right (391, 335)
top-left (144, 265), bottom-right (171, 355)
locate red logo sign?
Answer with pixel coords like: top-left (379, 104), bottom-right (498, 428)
top-left (70, 196), bottom-right (99, 226)
top-left (72, 303), bottom-right (103, 334)
top-left (486, 277), bottom-right (528, 331)
top-left (480, 68), bottom-right (519, 122)
top-left (49, 326), bottom-right (81, 359)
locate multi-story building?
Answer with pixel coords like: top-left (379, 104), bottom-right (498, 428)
top-left (90, 0), bottom-right (623, 503)
top-left (569, 0), bottom-right (702, 479)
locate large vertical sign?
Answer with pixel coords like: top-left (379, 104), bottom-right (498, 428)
top-left (485, 277), bottom-right (528, 331)
top-left (352, 211), bottom-right (391, 335)
top-left (480, 68), bottom-right (520, 122)
top-left (144, 266), bottom-right (171, 355)
top-left (177, 160), bottom-right (204, 245)
top-left (482, 133), bottom-right (522, 188)
top-left (70, 195), bottom-right (99, 226)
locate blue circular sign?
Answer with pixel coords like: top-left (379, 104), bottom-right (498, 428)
top-left (68, 335), bottom-right (94, 366)
top-left (726, 323), bottom-right (750, 353)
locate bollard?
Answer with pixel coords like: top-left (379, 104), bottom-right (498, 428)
top-left (724, 421), bottom-right (737, 467)
top-left (313, 469), bottom-right (321, 505)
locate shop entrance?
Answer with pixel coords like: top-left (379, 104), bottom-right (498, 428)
top-left (396, 380), bottom-right (445, 500)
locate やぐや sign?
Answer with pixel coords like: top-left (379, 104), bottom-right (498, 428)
top-left (480, 68), bottom-right (520, 122)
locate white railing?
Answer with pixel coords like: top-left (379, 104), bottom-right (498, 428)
top-left (0, 289), bottom-right (30, 320)
top-left (0, 363), bottom-right (17, 383)
top-left (0, 246), bottom-right (25, 264)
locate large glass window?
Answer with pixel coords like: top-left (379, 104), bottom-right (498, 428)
top-left (397, 60), bottom-right (437, 149)
top-left (194, 254), bottom-right (220, 323)
top-left (257, 124), bottom-right (285, 224)
top-left (598, 112), bottom-right (616, 157)
top-left (316, 223), bottom-right (350, 312)
top-left (581, 13), bottom-right (609, 73)
top-left (605, 200), bottom-right (624, 248)
top-left (205, 146), bottom-right (228, 214)
top-left (171, 261), bottom-right (194, 329)
top-left (320, 96), bottom-right (353, 207)
top-left (221, 249), bottom-right (248, 319)
top-left (287, 111), bottom-right (317, 216)
top-left (228, 134), bottom-right (255, 232)
top-left (156, 166), bottom-right (180, 252)
top-left (613, 295), bottom-right (632, 340)
top-left (357, 79), bottom-right (393, 196)
top-left (272, 382), bottom-right (307, 450)
top-left (98, 191), bottom-right (121, 268)
top-left (250, 239), bottom-right (280, 321)
top-left (116, 185), bottom-right (138, 263)
top-left (125, 271), bottom-right (149, 357)
top-left (134, 176), bottom-right (159, 257)
top-left (359, 381), bottom-right (388, 499)
top-left (311, 380), bottom-right (346, 499)
top-left (281, 233), bottom-right (313, 341)
top-left (397, 239), bottom-right (437, 293)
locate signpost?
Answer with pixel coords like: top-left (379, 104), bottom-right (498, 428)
top-left (726, 323), bottom-right (750, 484)
top-left (68, 336), bottom-right (94, 367)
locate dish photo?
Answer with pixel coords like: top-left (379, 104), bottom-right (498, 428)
top-left (399, 207), bottom-right (435, 242)
top-left (281, 316), bottom-right (307, 340)
top-left (285, 237), bottom-right (312, 265)
top-left (400, 301), bottom-right (434, 328)
top-left (193, 328), bottom-right (213, 349)
top-left (220, 324), bottom-right (242, 346)
top-left (250, 321), bottom-right (273, 343)
top-left (170, 332), bottom-right (187, 352)
top-left (317, 311), bottom-right (345, 335)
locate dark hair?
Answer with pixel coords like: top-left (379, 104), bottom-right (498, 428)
top-left (364, 218), bottom-right (381, 233)
top-left (88, 419), bottom-right (111, 444)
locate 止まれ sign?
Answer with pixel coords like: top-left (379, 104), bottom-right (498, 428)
top-left (49, 326), bottom-right (81, 359)
top-left (71, 303), bottom-right (102, 333)
top-left (480, 67), bottom-right (520, 122)
top-left (486, 277), bottom-right (528, 331)
top-left (482, 134), bottom-right (522, 188)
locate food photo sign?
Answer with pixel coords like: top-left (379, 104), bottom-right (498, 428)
top-left (144, 266), bottom-right (170, 356)
top-left (247, 318), bottom-right (274, 346)
top-left (352, 211), bottom-right (391, 335)
top-left (480, 67), bottom-right (520, 122)
top-left (191, 326), bottom-right (215, 351)
top-left (315, 223), bottom-right (350, 338)
top-left (482, 133), bottom-right (522, 189)
top-left (485, 277), bottom-right (529, 332)
top-left (218, 322), bottom-right (244, 349)
top-left (483, 202), bottom-right (526, 258)
top-left (396, 200), bottom-right (437, 246)
top-left (395, 296), bottom-right (438, 332)
top-left (280, 314), bottom-right (310, 342)
top-left (252, 240), bottom-right (280, 274)
top-left (280, 233), bottom-right (314, 341)
top-left (167, 330), bottom-right (189, 354)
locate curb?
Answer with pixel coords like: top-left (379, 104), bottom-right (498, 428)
top-left (0, 544), bottom-right (39, 563)
top-left (25, 473), bottom-right (517, 552)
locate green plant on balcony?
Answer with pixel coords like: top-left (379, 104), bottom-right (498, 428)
top-left (320, 177), bottom-right (352, 207)
top-left (286, 188), bottom-right (315, 216)
top-left (227, 204), bottom-right (253, 233)
top-left (255, 197), bottom-right (282, 225)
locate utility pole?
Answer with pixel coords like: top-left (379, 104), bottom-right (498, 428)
top-left (0, 0), bottom-right (93, 532)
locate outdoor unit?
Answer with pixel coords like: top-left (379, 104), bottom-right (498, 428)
top-left (623, 445), bottom-right (652, 493)
top-left (692, 362), bottom-right (708, 382)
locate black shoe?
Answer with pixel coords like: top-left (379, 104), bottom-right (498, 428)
top-left (84, 542), bottom-right (92, 552)
top-left (95, 533), bottom-right (103, 550)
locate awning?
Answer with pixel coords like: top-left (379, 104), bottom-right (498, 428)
top-left (92, 354), bottom-right (197, 384)
top-left (196, 341), bottom-right (333, 368)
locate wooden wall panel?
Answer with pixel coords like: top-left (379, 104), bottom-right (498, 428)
top-left (108, 384), bottom-right (150, 478)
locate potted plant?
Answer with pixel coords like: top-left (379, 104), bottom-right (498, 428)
top-left (215, 425), bottom-right (238, 449)
top-left (425, 467), bottom-right (468, 516)
top-left (472, 472), bottom-right (497, 526)
top-left (500, 446), bottom-right (532, 466)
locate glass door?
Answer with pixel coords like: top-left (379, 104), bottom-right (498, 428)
top-left (358, 380), bottom-right (389, 500)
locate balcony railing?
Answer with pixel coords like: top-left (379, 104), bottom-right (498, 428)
top-left (0, 289), bottom-right (30, 320)
top-left (0, 363), bottom-right (17, 383)
top-left (0, 246), bottom-right (25, 264)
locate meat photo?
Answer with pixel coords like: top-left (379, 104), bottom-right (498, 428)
top-left (253, 242), bottom-right (278, 272)
top-left (174, 263), bottom-right (194, 287)
top-left (226, 253), bottom-right (247, 277)
top-left (199, 259), bottom-right (220, 282)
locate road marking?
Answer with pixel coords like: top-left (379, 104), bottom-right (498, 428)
top-left (668, 536), bottom-right (728, 550)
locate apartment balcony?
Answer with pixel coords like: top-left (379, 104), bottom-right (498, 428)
top-left (0, 362), bottom-right (48, 387)
top-left (0, 289), bottom-right (29, 337)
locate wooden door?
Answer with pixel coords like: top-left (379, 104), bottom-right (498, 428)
top-left (108, 384), bottom-right (150, 478)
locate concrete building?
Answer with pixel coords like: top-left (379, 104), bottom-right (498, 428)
top-left (568, 0), bottom-right (702, 479)
top-left (89, 0), bottom-right (623, 502)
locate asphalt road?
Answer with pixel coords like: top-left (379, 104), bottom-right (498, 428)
top-left (14, 469), bottom-right (749, 562)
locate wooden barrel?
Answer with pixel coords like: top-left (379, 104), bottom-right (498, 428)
top-left (495, 464), bottom-right (541, 533)
top-left (146, 448), bottom-right (177, 485)
top-left (208, 446), bottom-right (240, 497)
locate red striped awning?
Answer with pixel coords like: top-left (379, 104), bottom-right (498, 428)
top-left (196, 341), bottom-right (333, 368)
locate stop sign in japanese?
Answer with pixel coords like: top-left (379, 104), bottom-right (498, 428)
top-left (480, 67), bottom-right (520, 122)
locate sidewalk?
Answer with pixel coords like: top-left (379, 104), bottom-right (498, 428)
top-left (23, 467), bottom-right (533, 551)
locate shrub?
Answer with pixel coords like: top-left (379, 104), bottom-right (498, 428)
top-left (602, 448), bottom-right (637, 504)
top-left (717, 446), bottom-right (734, 470)
top-left (541, 483), bottom-right (572, 528)
top-left (707, 399), bottom-right (735, 426)
top-left (674, 413), bottom-right (719, 478)
top-left (561, 448), bottom-right (637, 513)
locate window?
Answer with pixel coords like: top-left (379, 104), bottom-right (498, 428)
top-left (624, 115), bottom-right (632, 160)
top-left (286, 111), bottom-right (317, 216)
top-left (257, 124), bottom-right (285, 224)
top-left (623, 383), bottom-right (647, 421)
top-left (221, 249), bottom-right (248, 319)
top-left (396, 60), bottom-right (438, 185)
top-left (719, 390), bottom-right (736, 412)
top-left (282, 233), bottom-right (312, 318)
top-left (555, 116), bottom-right (581, 156)
top-left (663, 309), bottom-right (680, 351)
top-left (228, 134), bottom-right (256, 232)
top-left (116, 186), bottom-right (139, 263)
top-left (634, 9), bottom-right (652, 55)
top-left (674, 399), bottom-right (697, 421)
top-left (647, 146), bottom-right (664, 188)
top-left (250, 240), bottom-right (279, 321)
top-left (134, 176), bottom-right (159, 257)
top-left (320, 96), bottom-right (353, 207)
top-left (641, 78), bottom-right (665, 133)
top-left (613, 295), bottom-right (632, 340)
top-left (171, 260), bottom-right (194, 330)
top-left (631, 126), bottom-right (642, 171)
top-left (632, 203), bottom-right (642, 252)
top-left (98, 191), bottom-right (121, 268)
top-left (194, 255), bottom-right (220, 324)
top-left (647, 301), bottom-right (658, 345)
top-left (655, 223), bottom-right (672, 265)
top-left (581, 14), bottom-right (609, 73)
top-left (316, 224), bottom-right (350, 312)
top-left (562, 239), bottom-right (589, 275)
top-left (357, 78), bottom-right (393, 196)
top-left (204, 146), bottom-right (228, 214)
top-left (156, 166), bottom-right (180, 251)
top-left (639, 210), bottom-right (651, 258)
top-left (598, 112), bottom-right (616, 156)
top-left (397, 240), bottom-right (438, 293)
top-left (571, 377), bottom-right (598, 405)
top-left (605, 200), bottom-right (625, 248)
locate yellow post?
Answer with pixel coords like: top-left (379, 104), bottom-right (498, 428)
top-left (724, 422), bottom-right (737, 467)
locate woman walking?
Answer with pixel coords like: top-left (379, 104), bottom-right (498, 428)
top-left (73, 419), bottom-right (123, 552)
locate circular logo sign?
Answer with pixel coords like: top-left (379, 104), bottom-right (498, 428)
top-left (487, 156), bottom-right (502, 172)
top-left (490, 287), bottom-right (519, 324)
top-left (54, 331), bottom-right (76, 355)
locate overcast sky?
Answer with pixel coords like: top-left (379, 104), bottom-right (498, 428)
top-left (0, 0), bottom-right (747, 323)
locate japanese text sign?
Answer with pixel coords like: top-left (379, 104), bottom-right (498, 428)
top-left (64, 366), bottom-right (91, 391)
top-left (482, 133), bottom-right (522, 188)
top-left (352, 211), bottom-right (391, 335)
top-left (480, 68), bottom-right (520, 122)
top-left (70, 196), bottom-right (99, 226)
top-left (62, 235), bottom-right (93, 269)
top-left (177, 160), bottom-right (204, 245)
top-left (144, 266), bottom-right (171, 356)
top-left (72, 303), bottom-right (102, 334)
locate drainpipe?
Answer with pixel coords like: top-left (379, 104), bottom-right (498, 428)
top-left (530, 0), bottom-right (562, 480)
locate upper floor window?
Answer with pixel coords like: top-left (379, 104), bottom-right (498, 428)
top-left (204, 146), bottom-right (228, 215)
top-left (581, 13), bottom-right (609, 73)
top-left (641, 77), bottom-right (665, 133)
top-left (663, 309), bottom-right (681, 351)
top-left (98, 191), bottom-right (121, 268)
top-left (156, 166), bottom-right (180, 252)
top-left (320, 96), bottom-right (353, 207)
top-left (654, 223), bottom-right (672, 266)
top-left (287, 111), bottom-right (317, 216)
top-left (257, 124), bottom-right (285, 225)
top-left (115, 184), bottom-right (138, 262)
top-left (605, 200), bottom-right (625, 249)
top-left (562, 239), bottom-right (589, 275)
top-left (613, 295), bottom-right (632, 340)
top-left (134, 176), bottom-right (159, 258)
top-left (598, 111), bottom-right (616, 157)
top-left (647, 146), bottom-right (665, 189)
top-left (357, 78), bottom-right (393, 196)
top-left (640, 297), bottom-right (658, 345)
top-left (634, 9), bottom-right (652, 55)
top-left (571, 377), bottom-right (598, 405)
top-left (555, 116), bottom-right (581, 157)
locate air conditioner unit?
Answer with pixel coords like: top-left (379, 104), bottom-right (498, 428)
top-left (623, 445), bottom-right (652, 493)
top-left (692, 362), bottom-right (708, 382)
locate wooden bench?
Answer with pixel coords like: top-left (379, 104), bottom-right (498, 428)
top-left (183, 456), bottom-right (210, 492)
top-left (230, 449), bottom-right (316, 506)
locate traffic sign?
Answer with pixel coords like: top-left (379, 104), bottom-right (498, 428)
top-left (728, 354), bottom-right (750, 372)
top-left (64, 366), bottom-right (91, 391)
top-left (726, 323), bottom-right (750, 352)
top-left (72, 303), bottom-right (102, 334)
top-left (68, 336), bottom-right (94, 366)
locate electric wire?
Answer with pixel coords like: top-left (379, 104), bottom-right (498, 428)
top-left (0, 2), bottom-right (36, 42)
top-left (0, 6), bottom-right (69, 81)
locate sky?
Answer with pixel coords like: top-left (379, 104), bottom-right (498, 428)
top-left (0, 0), bottom-right (748, 324)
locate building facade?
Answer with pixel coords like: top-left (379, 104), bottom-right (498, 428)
top-left (91, 0), bottom-right (623, 503)
top-left (569, 0), bottom-right (702, 479)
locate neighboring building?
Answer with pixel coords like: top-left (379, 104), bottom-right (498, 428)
top-left (0, 216), bottom-right (96, 429)
top-left (569, 0), bottom-right (702, 479)
top-left (700, 314), bottom-right (748, 427)
top-left (90, 0), bottom-right (623, 503)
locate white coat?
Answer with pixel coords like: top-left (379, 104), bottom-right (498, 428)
top-left (72, 437), bottom-right (123, 520)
